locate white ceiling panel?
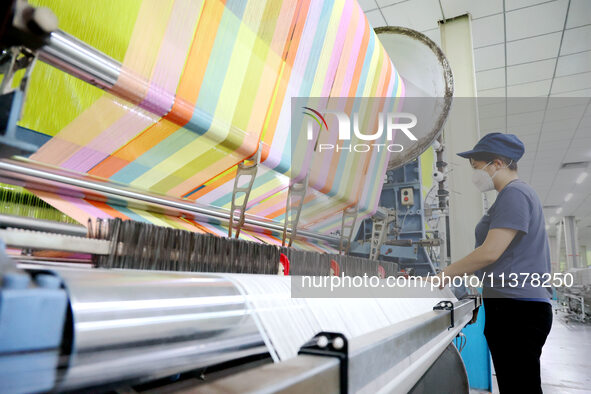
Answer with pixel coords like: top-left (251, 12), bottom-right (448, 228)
top-left (566, 0), bottom-right (591, 29)
top-left (506, 32), bottom-right (562, 65)
top-left (375, 0), bottom-right (406, 8)
top-left (478, 87), bottom-right (507, 97)
top-left (512, 123), bottom-right (544, 136)
top-left (539, 131), bottom-right (577, 145)
top-left (507, 110), bottom-right (546, 128)
top-left (479, 97), bottom-right (508, 106)
top-left (544, 101), bottom-right (588, 121)
top-left (564, 146), bottom-right (591, 162)
top-left (471, 14), bottom-right (505, 48)
top-left (439, 0), bottom-right (503, 20)
top-left (505, 0), bottom-right (568, 41)
top-left (480, 117), bottom-right (506, 132)
top-left (560, 25), bottom-right (591, 56)
top-left (552, 88), bottom-right (591, 97)
top-left (478, 100), bottom-right (506, 118)
top-left (381, 0), bottom-right (443, 31)
top-left (551, 72), bottom-right (591, 94)
top-left (507, 58), bottom-right (556, 85)
top-left (507, 79), bottom-right (552, 96)
top-left (365, 9), bottom-right (387, 28)
top-left (474, 44), bottom-right (505, 72)
top-left (570, 136), bottom-right (591, 149)
top-left (476, 68), bottom-right (505, 90)
top-left (546, 96), bottom-right (585, 110)
top-left (556, 51), bottom-right (591, 77)
top-left (505, 0), bottom-right (549, 11)
top-left (506, 98), bottom-right (548, 115)
top-left (574, 128), bottom-right (591, 141)
top-left (358, 0), bottom-right (379, 11)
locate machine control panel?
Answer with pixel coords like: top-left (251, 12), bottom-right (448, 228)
top-left (401, 187), bottom-right (414, 206)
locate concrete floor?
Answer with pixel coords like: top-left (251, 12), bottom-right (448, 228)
top-left (538, 309), bottom-right (591, 393)
top-left (471, 307), bottom-right (591, 394)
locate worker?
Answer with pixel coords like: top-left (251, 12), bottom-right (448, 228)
top-left (435, 132), bottom-right (553, 393)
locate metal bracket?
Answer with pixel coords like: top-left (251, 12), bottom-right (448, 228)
top-left (433, 300), bottom-right (455, 329)
top-left (228, 143), bottom-right (262, 238)
top-left (299, 332), bottom-right (348, 394)
top-left (281, 173), bottom-right (309, 247)
top-left (369, 208), bottom-right (397, 260)
top-left (0, 46), bottom-right (37, 101)
top-left (339, 206), bottom-right (358, 255)
top-left (464, 294), bottom-right (482, 325)
top-left (0, 47), bottom-right (38, 157)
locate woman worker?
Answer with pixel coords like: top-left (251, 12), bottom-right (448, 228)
top-left (436, 132), bottom-right (553, 393)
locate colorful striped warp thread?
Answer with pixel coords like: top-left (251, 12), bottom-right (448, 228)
top-left (24, 0), bottom-right (404, 252)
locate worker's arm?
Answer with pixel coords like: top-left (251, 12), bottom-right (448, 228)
top-left (441, 227), bottom-right (518, 278)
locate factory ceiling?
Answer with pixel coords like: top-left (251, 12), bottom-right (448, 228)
top-left (363, 0), bottom-right (591, 243)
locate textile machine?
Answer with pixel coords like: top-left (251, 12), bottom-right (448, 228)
top-left (0, 1), bottom-right (479, 393)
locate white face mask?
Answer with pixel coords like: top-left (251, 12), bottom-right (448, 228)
top-left (471, 162), bottom-right (496, 192)
top-left (471, 160), bottom-right (514, 192)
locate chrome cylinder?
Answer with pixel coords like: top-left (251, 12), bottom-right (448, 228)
top-left (38, 30), bottom-right (120, 90)
top-left (39, 267), bottom-right (267, 390)
top-left (0, 213), bottom-right (87, 236)
top-left (58, 269), bottom-right (254, 351)
top-left (0, 157), bottom-right (340, 244)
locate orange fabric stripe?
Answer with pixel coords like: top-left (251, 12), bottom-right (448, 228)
top-left (89, 1), bottom-right (225, 178)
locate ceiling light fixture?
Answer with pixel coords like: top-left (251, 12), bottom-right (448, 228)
top-left (549, 216), bottom-right (557, 224)
top-left (576, 172), bottom-right (588, 184)
top-left (564, 193), bottom-right (573, 202)
top-left (560, 161), bottom-right (589, 170)
top-left (556, 207), bottom-right (563, 214)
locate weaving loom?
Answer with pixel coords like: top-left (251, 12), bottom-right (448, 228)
top-left (0, 0), bottom-right (475, 393)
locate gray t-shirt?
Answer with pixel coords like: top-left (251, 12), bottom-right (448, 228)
top-left (474, 179), bottom-right (552, 301)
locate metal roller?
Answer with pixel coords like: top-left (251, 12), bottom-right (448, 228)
top-left (17, 266), bottom-right (267, 391)
top-left (0, 157), bottom-right (340, 245)
top-left (38, 30), bottom-right (121, 91)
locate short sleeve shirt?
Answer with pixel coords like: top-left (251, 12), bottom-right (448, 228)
top-left (474, 179), bottom-right (552, 301)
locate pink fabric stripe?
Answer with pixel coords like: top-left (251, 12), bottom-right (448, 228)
top-left (320, 0), bottom-right (352, 96)
top-left (339, 2), bottom-right (365, 96)
top-left (61, 195), bottom-right (112, 220)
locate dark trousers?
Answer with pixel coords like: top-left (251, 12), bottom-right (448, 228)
top-left (483, 298), bottom-right (553, 394)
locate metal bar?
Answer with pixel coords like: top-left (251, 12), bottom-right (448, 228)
top-left (195, 355), bottom-right (340, 394)
top-left (347, 298), bottom-right (473, 392)
top-left (0, 228), bottom-right (109, 254)
top-left (0, 157), bottom-right (340, 244)
top-left (229, 144), bottom-right (261, 238)
top-left (0, 213), bottom-right (87, 236)
top-left (38, 30), bottom-right (121, 90)
top-left (197, 299), bottom-right (476, 394)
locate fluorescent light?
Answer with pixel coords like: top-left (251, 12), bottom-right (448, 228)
top-left (576, 172), bottom-right (588, 184)
top-left (556, 207), bottom-right (563, 214)
top-left (564, 193), bottom-right (573, 202)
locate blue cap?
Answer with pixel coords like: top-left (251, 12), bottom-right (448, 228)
top-left (457, 132), bottom-right (525, 162)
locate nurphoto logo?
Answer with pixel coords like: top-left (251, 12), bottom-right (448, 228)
top-left (303, 107), bottom-right (418, 153)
